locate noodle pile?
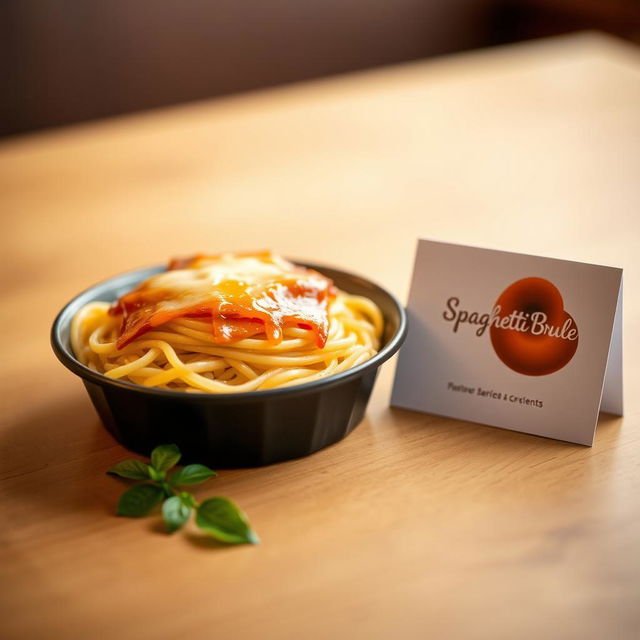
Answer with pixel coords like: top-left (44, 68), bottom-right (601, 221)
top-left (72, 291), bottom-right (383, 394)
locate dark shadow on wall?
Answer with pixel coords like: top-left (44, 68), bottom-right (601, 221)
top-left (1, 0), bottom-right (638, 137)
top-left (0, 0), bottom-right (493, 137)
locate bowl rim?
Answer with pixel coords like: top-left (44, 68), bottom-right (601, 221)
top-left (51, 260), bottom-right (407, 401)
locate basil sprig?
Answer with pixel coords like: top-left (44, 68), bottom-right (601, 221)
top-left (108, 444), bottom-right (258, 545)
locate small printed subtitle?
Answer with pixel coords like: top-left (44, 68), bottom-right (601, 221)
top-left (446, 382), bottom-right (544, 408)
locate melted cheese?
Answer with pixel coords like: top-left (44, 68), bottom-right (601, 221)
top-left (111, 252), bottom-right (335, 349)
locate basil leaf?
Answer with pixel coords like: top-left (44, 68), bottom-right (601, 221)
top-left (150, 444), bottom-right (181, 473)
top-left (180, 492), bottom-right (198, 509)
top-left (169, 464), bottom-right (217, 486)
top-left (161, 482), bottom-right (176, 498)
top-left (107, 459), bottom-right (151, 480)
top-left (116, 484), bottom-right (165, 517)
top-left (148, 467), bottom-right (163, 482)
top-left (162, 496), bottom-right (191, 533)
top-left (195, 497), bottom-right (259, 545)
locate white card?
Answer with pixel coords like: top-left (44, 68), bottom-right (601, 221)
top-left (391, 240), bottom-right (623, 445)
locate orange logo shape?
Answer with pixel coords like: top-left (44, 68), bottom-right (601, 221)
top-left (490, 277), bottom-right (578, 376)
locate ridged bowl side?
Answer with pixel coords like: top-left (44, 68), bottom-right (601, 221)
top-left (52, 262), bottom-right (406, 467)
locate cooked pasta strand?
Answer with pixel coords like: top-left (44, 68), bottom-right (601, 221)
top-left (72, 291), bottom-right (382, 393)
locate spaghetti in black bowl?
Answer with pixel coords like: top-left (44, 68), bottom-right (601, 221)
top-left (51, 253), bottom-right (407, 467)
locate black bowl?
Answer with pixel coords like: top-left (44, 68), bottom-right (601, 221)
top-left (51, 262), bottom-right (407, 467)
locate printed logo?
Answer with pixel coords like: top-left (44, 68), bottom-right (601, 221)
top-left (442, 277), bottom-right (579, 376)
top-left (490, 277), bottom-right (578, 375)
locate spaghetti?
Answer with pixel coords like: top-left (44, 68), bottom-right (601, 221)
top-left (71, 252), bottom-right (383, 393)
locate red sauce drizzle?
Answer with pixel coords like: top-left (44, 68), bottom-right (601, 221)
top-left (109, 253), bottom-right (335, 350)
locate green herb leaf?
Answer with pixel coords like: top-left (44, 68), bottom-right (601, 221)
top-left (195, 497), bottom-right (259, 545)
top-left (162, 496), bottom-right (191, 533)
top-left (151, 444), bottom-right (181, 473)
top-left (169, 464), bottom-right (217, 486)
top-left (161, 482), bottom-right (176, 498)
top-left (107, 459), bottom-right (151, 480)
top-left (180, 492), bottom-right (198, 509)
top-left (107, 445), bottom-right (256, 548)
top-left (148, 467), bottom-right (163, 482)
top-left (116, 484), bottom-right (165, 517)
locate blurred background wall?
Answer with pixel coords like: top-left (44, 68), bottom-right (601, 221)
top-left (1, 0), bottom-right (639, 138)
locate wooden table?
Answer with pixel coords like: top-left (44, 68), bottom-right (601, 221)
top-left (1, 32), bottom-right (639, 639)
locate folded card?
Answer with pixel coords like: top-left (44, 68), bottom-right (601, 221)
top-left (391, 240), bottom-right (623, 445)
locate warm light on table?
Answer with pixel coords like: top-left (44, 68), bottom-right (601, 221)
top-left (1, 32), bottom-right (639, 639)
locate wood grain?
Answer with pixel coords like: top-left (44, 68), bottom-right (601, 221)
top-left (1, 32), bottom-right (639, 640)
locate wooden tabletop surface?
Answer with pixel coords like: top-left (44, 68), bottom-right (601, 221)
top-left (1, 32), bottom-right (639, 640)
